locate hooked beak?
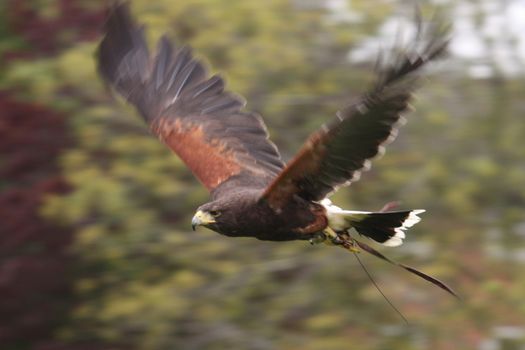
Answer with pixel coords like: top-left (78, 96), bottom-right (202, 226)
top-left (191, 210), bottom-right (216, 231)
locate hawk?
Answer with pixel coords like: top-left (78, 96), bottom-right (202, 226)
top-left (98, 3), bottom-right (456, 297)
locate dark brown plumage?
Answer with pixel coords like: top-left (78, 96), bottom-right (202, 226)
top-left (97, 2), bottom-right (457, 298)
top-left (98, 3), bottom-right (284, 195)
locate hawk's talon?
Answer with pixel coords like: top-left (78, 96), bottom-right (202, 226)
top-left (327, 229), bottom-right (361, 253)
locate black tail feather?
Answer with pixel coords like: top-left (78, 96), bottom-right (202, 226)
top-left (350, 209), bottom-right (424, 247)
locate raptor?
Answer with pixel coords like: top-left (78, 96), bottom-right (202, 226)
top-left (98, 3), bottom-right (456, 297)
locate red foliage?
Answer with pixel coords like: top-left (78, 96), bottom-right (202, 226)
top-left (6, 0), bottom-right (106, 57)
top-left (0, 94), bottom-right (74, 348)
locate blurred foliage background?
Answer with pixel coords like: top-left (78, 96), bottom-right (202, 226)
top-left (1, 0), bottom-right (524, 349)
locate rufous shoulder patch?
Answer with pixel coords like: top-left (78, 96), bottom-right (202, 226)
top-left (153, 118), bottom-right (242, 190)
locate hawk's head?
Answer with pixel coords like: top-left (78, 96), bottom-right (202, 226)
top-left (191, 208), bottom-right (219, 231)
top-left (191, 200), bottom-right (236, 234)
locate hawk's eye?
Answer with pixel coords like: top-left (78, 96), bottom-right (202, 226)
top-left (209, 210), bottom-right (221, 217)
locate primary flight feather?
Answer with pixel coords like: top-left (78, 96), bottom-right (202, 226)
top-left (98, 2), bottom-right (456, 298)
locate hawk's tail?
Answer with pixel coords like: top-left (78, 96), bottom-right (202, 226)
top-left (322, 200), bottom-right (425, 247)
top-left (349, 209), bottom-right (425, 247)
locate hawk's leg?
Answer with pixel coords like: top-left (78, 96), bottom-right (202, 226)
top-left (323, 226), bottom-right (339, 240)
top-left (309, 228), bottom-right (360, 253)
top-left (308, 227), bottom-right (339, 244)
top-left (325, 227), bottom-right (360, 252)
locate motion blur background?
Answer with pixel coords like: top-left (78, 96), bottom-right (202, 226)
top-left (1, 0), bottom-right (524, 349)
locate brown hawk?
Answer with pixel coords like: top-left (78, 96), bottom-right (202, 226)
top-left (98, 3), bottom-right (456, 297)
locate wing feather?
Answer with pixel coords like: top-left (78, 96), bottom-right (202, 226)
top-left (98, 3), bottom-right (284, 195)
top-left (262, 17), bottom-right (449, 211)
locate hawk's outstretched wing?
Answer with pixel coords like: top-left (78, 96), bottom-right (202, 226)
top-left (263, 20), bottom-right (449, 211)
top-left (98, 3), bottom-right (284, 197)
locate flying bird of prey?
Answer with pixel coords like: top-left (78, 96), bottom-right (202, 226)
top-left (98, 3), bottom-right (456, 297)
